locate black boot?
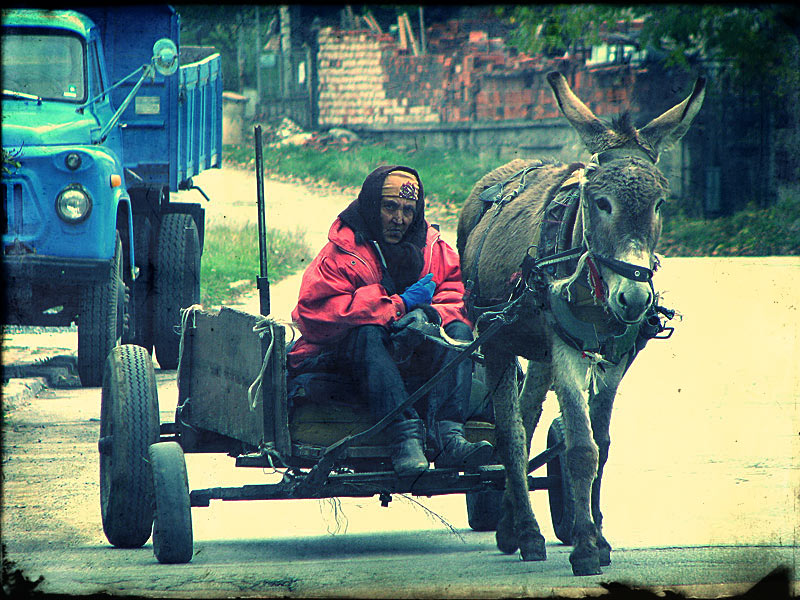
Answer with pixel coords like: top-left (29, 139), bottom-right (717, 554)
top-left (388, 419), bottom-right (429, 477)
top-left (435, 420), bottom-right (494, 469)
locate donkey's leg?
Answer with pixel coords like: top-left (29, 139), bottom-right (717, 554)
top-left (487, 350), bottom-right (546, 561)
top-left (587, 383), bottom-right (617, 567)
top-left (587, 361), bottom-right (626, 567)
top-left (520, 360), bottom-right (551, 456)
top-left (552, 342), bottom-right (601, 576)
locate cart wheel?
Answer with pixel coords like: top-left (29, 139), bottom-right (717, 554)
top-left (99, 344), bottom-right (160, 547)
top-left (150, 442), bottom-right (193, 564)
top-left (466, 489), bottom-right (503, 531)
top-left (153, 213), bottom-right (200, 369)
top-left (547, 416), bottom-right (576, 545)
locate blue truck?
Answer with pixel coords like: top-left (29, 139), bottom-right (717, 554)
top-left (2, 6), bottom-right (222, 385)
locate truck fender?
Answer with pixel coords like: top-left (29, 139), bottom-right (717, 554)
top-left (114, 190), bottom-right (136, 281)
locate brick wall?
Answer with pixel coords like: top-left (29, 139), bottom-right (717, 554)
top-left (316, 20), bottom-right (663, 129)
top-left (317, 28), bottom-right (441, 126)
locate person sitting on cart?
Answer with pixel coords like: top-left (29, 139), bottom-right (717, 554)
top-left (288, 165), bottom-right (493, 477)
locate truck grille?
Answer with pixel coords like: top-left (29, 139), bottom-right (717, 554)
top-left (2, 180), bottom-right (28, 237)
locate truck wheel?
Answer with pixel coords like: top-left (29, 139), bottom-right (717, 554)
top-left (154, 214), bottom-right (200, 369)
top-left (125, 215), bottom-right (154, 353)
top-left (547, 416), bottom-right (576, 545)
top-left (78, 232), bottom-right (125, 387)
top-left (466, 489), bottom-right (503, 531)
top-left (99, 344), bottom-right (160, 548)
top-left (150, 442), bottom-right (194, 564)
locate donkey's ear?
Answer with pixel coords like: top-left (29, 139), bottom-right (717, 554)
top-left (638, 78), bottom-right (706, 155)
top-left (547, 71), bottom-right (618, 153)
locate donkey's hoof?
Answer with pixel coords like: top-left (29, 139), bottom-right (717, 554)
top-left (495, 528), bottom-right (519, 555)
top-left (597, 536), bottom-right (612, 567)
top-left (569, 552), bottom-right (602, 576)
top-left (519, 532), bottom-right (547, 562)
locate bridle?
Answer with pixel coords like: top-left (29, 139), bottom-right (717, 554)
top-left (561, 158), bottom-right (657, 311)
top-left (461, 151), bottom-right (675, 367)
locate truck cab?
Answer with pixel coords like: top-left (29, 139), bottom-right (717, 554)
top-left (2, 7), bottom-right (222, 386)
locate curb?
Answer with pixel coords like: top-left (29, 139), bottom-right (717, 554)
top-left (2, 377), bottom-right (47, 406)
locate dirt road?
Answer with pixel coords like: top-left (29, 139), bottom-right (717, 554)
top-left (2, 166), bottom-right (798, 597)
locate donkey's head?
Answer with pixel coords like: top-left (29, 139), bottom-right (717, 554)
top-left (547, 72), bottom-right (705, 324)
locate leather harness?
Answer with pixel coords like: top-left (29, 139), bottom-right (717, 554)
top-left (463, 157), bottom-right (672, 366)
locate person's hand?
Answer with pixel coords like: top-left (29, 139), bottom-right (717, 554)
top-left (399, 273), bottom-right (435, 311)
top-left (391, 308), bottom-right (429, 361)
top-left (391, 307), bottom-right (429, 332)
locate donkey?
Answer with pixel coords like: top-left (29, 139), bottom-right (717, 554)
top-left (457, 71), bottom-right (705, 576)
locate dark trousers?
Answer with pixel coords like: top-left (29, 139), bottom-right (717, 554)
top-left (291, 321), bottom-right (473, 438)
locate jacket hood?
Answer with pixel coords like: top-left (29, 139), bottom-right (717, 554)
top-left (339, 165), bottom-right (426, 247)
top-left (337, 165), bottom-right (428, 294)
top-left (2, 101), bottom-right (98, 147)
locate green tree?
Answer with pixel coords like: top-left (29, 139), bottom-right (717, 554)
top-left (499, 4), bottom-right (800, 99)
top-left (177, 5), bottom-right (278, 92)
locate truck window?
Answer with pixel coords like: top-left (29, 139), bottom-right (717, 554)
top-left (2, 30), bottom-right (86, 102)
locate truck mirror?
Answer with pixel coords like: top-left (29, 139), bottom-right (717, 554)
top-left (152, 38), bottom-right (178, 76)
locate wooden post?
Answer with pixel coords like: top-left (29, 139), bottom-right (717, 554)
top-left (279, 5), bottom-right (292, 98)
top-left (397, 14), bottom-right (408, 51)
top-left (418, 6), bottom-right (425, 55)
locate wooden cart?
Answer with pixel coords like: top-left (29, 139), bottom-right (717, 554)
top-left (97, 128), bottom-right (572, 564)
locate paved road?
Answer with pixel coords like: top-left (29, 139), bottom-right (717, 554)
top-left (2, 167), bottom-right (798, 597)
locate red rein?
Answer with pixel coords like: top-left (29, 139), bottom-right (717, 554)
top-left (586, 257), bottom-right (606, 302)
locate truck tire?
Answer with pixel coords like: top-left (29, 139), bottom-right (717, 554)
top-left (126, 215), bottom-right (154, 353)
top-left (99, 344), bottom-right (160, 548)
top-left (78, 232), bottom-right (125, 387)
top-left (150, 442), bottom-right (193, 564)
top-left (547, 416), bottom-right (576, 545)
top-left (466, 489), bottom-right (504, 531)
top-left (154, 213), bottom-right (200, 369)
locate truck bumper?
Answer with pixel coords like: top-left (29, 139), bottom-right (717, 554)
top-left (4, 254), bottom-right (112, 286)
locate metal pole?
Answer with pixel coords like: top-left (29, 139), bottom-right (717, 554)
top-left (255, 125), bottom-right (270, 316)
top-left (255, 6), bottom-right (262, 114)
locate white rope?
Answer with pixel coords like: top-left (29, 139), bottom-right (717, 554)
top-left (583, 350), bottom-right (611, 395)
top-left (176, 304), bottom-right (203, 377)
top-left (437, 325), bottom-right (474, 348)
top-left (247, 317), bottom-right (277, 411)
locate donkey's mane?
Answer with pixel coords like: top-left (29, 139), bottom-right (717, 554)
top-left (606, 112), bottom-right (638, 144)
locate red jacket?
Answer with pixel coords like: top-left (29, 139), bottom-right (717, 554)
top-left (288, 218), bottom-right (470, 368)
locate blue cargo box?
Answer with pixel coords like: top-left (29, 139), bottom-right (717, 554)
top-left (77, 5), bottom-right (222, 192)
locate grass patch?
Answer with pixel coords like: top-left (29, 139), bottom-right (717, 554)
top-left (660, 185), bottom-right (800, 256)
top-left (224, 142), bottom-right (503, 227)
top-left (201, 221), bottom-right (313, 308)
top-left (224, 142), bottom-right (799, 257)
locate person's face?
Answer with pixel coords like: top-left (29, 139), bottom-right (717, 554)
top-left (380, 196), bottom-right (416, 244)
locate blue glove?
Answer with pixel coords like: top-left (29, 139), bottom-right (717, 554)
top-left (400, 273), bottom-right (435, 311)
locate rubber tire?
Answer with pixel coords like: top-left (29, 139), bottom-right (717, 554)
top-left (78, 232), bottom-right (124, 387)
top-left (150, 442), bottom-right (193, 564)
top-left (547, 416), bottom-right (576, 545)
top-left (99, 344), bottom-right (161, 548)
top-left (466, 489), bottom-right (504, 531)
top-left (125, 215), bottom-right (154, 353)
top-left (154, 213), bottom-right (200, 369)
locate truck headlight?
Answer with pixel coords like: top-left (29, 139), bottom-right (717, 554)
top-left (55, 185), bottom-right (92, 223)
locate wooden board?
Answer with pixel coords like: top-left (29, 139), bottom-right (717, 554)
top-left (178, 306), bottom-right (288, 451)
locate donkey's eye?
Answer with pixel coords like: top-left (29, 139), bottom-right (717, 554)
top-left (655, 199), bottom-right (665, 212)
top-left (595, 197), bottom-right (612, 213)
